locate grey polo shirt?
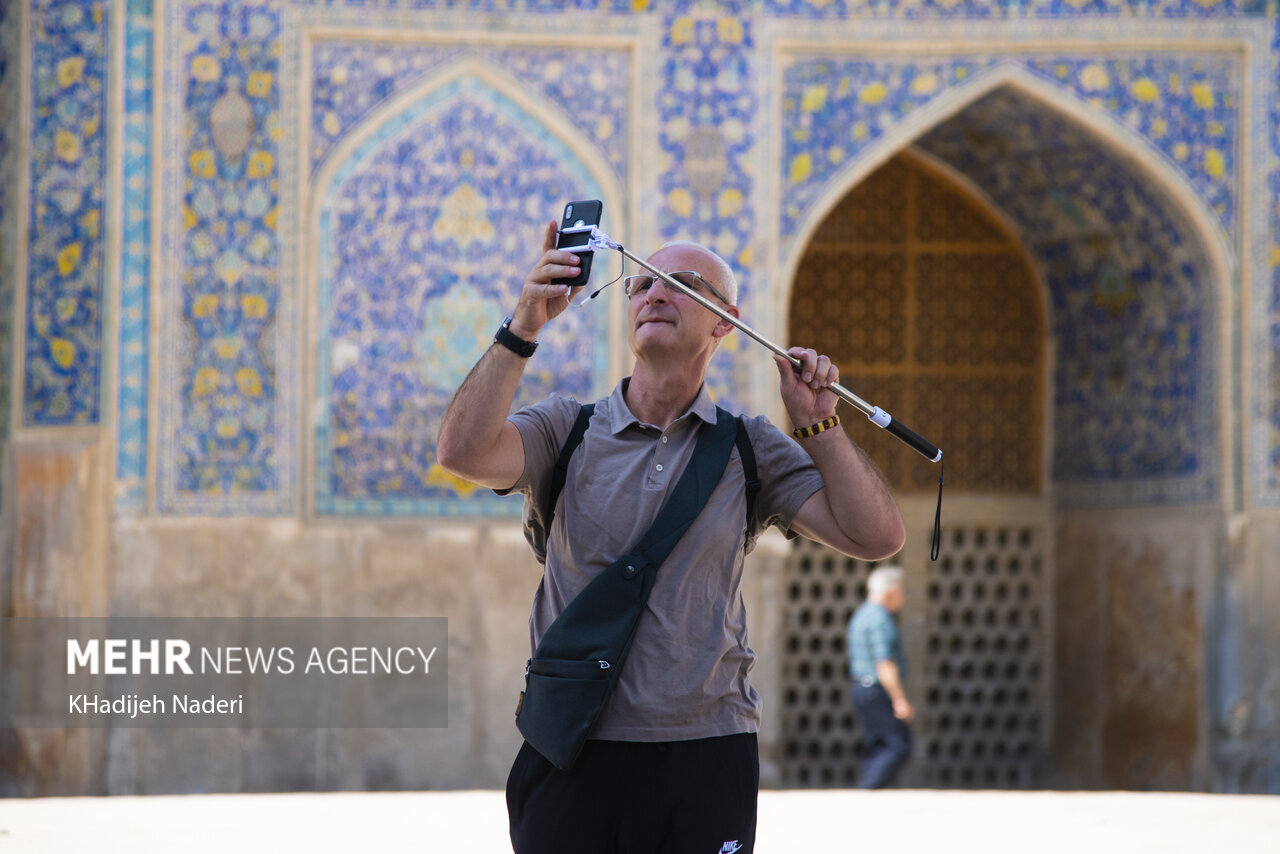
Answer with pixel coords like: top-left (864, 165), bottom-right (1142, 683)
top-left (503, 379), bottom-right (825, 742)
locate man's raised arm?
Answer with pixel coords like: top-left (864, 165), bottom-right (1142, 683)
top-left (436, 220), bottom-right (581, 490)
top-left (777, 347), bottom-right (907, 561)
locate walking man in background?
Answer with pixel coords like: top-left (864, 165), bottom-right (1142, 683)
top-left (848, 565), bottom-right (913, 789)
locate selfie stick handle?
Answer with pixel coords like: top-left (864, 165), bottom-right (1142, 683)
top-left (611, 242), bottom-right (942, 464)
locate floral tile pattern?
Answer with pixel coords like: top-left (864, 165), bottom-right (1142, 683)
top-left (155, 1), bottom-right (284, 511)
top-left (764, 0), bottom-right (1246, 18)
top-left (656, 2), bottom-right (758, 410)
top-left (309, 41), bottom-right (631, 179)
top-left (313, 76), bottom-right (608, 515)
top-left (781, 55), bottom-right (1239, 243)
top-left (17, 0), bottom-right (1269, 512)
top-left (23, 0), bottom-right (108, 426)
top-left (117, 0), bottom-right (154, 511)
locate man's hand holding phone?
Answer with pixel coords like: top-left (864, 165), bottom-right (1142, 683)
top-left (509, 201), bottom-right (603, 342)
top-left (507, 220), bottom-right (582, 343)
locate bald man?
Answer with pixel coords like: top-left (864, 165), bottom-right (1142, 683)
top-left (438, 220), bottom-right (904, 854)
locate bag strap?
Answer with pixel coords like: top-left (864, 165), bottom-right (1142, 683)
top-left (544, 402), bottom-right (595, 535)
top-left (735, 417), bottom-right (759, 534)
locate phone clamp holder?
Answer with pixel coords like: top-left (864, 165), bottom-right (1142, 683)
top-left (560, 224), bottom-right (622, 254)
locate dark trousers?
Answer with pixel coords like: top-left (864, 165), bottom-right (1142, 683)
top-left (851, 683), bottom-right (912, 789)
top-left (507, 733), bottom-right (759, 854)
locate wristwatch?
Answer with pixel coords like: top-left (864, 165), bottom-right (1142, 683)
top-left (494, 316), bottom-right (538, 358)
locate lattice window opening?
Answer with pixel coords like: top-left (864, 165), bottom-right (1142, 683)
top-left (919, 524), bottom-right (1048, 789)
top-left (778, 541), bottom-right (878, 788)
top-left (779, 523), bottom-right (1049, 790)
top-left (782, 150), bottom-right (1050, 790)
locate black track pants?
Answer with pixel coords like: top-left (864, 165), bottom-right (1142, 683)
top-left (507, 732), bottom-right (759, 854)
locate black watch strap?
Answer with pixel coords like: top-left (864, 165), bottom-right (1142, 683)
top-left (494, 316), bottom-right (538, 358)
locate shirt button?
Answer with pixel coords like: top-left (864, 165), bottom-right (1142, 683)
top-left (661, 436), bottom-right (668, 444)
top-left (655, 464), bottom-right (664, 472)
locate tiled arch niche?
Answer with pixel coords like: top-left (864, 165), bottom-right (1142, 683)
top-left (779, 149), bottom-right (1049, 788)
top-left (777, 69), bottom-right (1220, 788)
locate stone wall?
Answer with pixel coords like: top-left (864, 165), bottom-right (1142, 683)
top-left (2, 513), bottom-right (794, 795)
top-left (1052, 508), bottom-right (1219, 790)
top-left (1212, 516), bottom-right (1280, 792)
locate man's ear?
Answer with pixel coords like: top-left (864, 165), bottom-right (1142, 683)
top-left (712, 305), bottom-right (740, 339)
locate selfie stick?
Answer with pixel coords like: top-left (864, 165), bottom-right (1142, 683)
top-left (575, 226), bottom-right (942, 464)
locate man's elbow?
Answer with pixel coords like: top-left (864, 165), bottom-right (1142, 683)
top-left (434, 430), bottom-right (472, 480)
top-left (884, 517), bottom-right (908, 557)
top-left (861, 516), bottom-right (906, 561)
top-left (436, 427), bottom-right (519, 490)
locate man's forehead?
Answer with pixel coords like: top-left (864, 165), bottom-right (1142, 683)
top-left (645, 244), bottom-right (717, 273)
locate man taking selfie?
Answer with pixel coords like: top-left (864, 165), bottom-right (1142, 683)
top-left (437, 218), bottom-right (905, 854)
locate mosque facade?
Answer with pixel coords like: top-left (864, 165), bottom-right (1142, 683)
top-left (1, 0), bottom-right (1278, 794)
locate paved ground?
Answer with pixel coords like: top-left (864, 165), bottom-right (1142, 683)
top-left (3, 789), bottom-right (1279, 853)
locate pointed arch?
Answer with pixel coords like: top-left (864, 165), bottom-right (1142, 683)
top-left (779, 63), bottom-right (1233, 322)
top-left (303, 62), bottom-right (624, 517)
top-left (309, 58), bottom-right (623, 237)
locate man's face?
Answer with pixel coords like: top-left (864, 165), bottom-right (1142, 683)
top-left (626, 245), bottom-right (738, 362)
top-left (884, 585), bottom-right (905, 613)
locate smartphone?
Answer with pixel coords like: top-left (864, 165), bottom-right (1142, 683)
top-left (554, 199), bottom-right (603, 288)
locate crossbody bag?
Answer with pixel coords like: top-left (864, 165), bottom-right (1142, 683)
top-left (514, 404), bottom-right (757, 770)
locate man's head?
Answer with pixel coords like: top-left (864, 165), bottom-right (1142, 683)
top-left (866, 565), bottom-right (904, 613)
top-left (626, 241), bottom-right (740, 367)
top-left (651, 241), bottom-right (739, 306)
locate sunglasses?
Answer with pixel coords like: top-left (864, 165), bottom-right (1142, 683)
top-left (622, 270), bottom-right (731, 305)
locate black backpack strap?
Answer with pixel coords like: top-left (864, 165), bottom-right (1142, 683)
top-left (545, 402), bottom-right (595, 533)
top-left (734, 416), bottom-right (759, 534)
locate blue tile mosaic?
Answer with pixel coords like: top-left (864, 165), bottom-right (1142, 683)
top-left (763, 0), bottom-right (1248, 19)
top-left (155, 1), bottom-right (283, 509)
top-left (104, 1), bottom-right (1275, 513)
top-left (656, 3), bottom-right (758, 411)
top-left (293, 0), bottom-right (637, 9)
top-left (1268, 15), bottom-right (1280, 501)
top-left (23, 0), bottom-right (108, 426)
top-left (117, 0), bottom-right (154, 512)
top-left (1022, 56), bottom-right (1238, 236)
top-left (781, 55), bottom-right (1239, 244)
top-left (313, 76), bottom-right (608, 515)
top-left (0, 1), bottom-right (16, 446)
top-left (309, 41), bottom-right (631, 180)
top-left (781, 57), bottom-right (992, 239)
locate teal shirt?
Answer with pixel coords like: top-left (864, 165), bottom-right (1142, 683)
top-left (847, 601), bottom-right (905, 683)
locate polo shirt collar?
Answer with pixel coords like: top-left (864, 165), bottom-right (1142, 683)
top-left (607, 378), bottom-right (719, 435)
